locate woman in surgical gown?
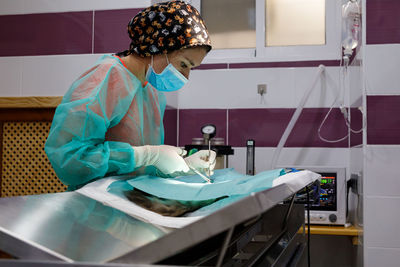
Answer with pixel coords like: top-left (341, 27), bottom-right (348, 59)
top-left (45, 1), bottom-right (215, 190)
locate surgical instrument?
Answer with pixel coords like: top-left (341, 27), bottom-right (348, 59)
top-left (188, 164), bottom-right (211, 183)
top-left (201, 124), bottom-right (216, 179)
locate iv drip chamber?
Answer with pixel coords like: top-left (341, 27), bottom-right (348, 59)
top-left (341, 0), bottom-right (361, 57)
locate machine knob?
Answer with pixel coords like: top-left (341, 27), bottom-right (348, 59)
top-left (329, 214), bottom-right (337, 223)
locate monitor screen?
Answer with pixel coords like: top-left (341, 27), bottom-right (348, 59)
top-left (309, 172), bottom-right (337, 211)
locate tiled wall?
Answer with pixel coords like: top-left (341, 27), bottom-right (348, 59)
top-left (367, 96), bottom-right (400, 144)
top-left (0, 0), bottom-right (178, 146)
top-left (179, 61), bottom-right (362, 173)
top-left (0, 6), bottom-right (364, 176)
top-left (180, 107), bottom-right (362, 148)
top-left (363, 48), bottom-right (400, 266)
top-left (0, 1), bottom-right (363, 168)
top-left (364, 0), bottom-right (400, 266)
top-left (0, 11), bottom-right (93, 57)
top-left (366, 0), bottom-right (400, 45)
top-left (0, 0), bottom-right (150, 15)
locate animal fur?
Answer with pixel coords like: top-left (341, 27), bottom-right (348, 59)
top-left (124, 189), bottom-right (221, 217)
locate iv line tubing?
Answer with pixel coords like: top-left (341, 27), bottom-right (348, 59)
top-left (318, 57), bottom-right (365, 143)
top-left (269, 65), bottom-right (325, 170)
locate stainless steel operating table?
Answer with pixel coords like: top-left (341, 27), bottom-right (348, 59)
top-left (0, 175), bottom-right (318, 267)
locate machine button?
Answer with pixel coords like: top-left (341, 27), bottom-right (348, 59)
top-left (329, 214), bottom-right (337, 223)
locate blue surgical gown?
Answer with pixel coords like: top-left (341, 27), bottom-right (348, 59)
top-left (45, 55), bottom-right (166, 190)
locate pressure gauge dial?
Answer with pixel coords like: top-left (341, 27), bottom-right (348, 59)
top-left (201, 124), bottom-right (216, 139)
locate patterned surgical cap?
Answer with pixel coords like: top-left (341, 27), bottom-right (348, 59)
top-left (121, 1), bottom-right (211, 57)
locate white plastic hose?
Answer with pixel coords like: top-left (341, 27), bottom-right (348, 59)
top-left (269, 65), bottom-right (325, 169)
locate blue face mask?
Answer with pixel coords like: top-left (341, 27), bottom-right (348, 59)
top-left (146, 55), bottom-right (188, 92)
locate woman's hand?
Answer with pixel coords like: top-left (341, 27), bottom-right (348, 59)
top-left (133, 145), bottom-right (189, 175)
top-left (184, 150), bottom-right (216, 176)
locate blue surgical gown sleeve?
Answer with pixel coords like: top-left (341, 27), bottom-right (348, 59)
top-left (45, 58), bottom-right (140, 190)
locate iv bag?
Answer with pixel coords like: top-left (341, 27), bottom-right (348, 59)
top-left (341, 0), bottom-right (360, 56)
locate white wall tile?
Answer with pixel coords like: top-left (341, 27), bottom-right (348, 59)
top-left (21, 54), bottom-right (100, 96)
top-left (364, 196), bottom-right (400, 248)
top-left (364, 44), bottom-right (400, 95)
top-left (350, 147), bottom-right (363, 177)
top-left (228, 147), bottom-right (349, 175)
top-left (0, 0), bottom-right (24, 15)
top-left (180, 66), bottom-right (344, 110)
top-left (19, 54), bottom-right (178, 107)
top-left (364, 145), bottom-right (400, 197)
top-left (0, 0), bottom-right (150, 15)
top-left (179, 68), bottom-right (296, 109)
top-left (164, 91), bottom-right (178, 108)
top-left (0, 57), bottom-right (22, 96)
top-left (293, 66), bottom-right (342, 108)
top-left (349, 65), bottom-right (363, 108)
top-left (365, 247), bottom-right (400, 267)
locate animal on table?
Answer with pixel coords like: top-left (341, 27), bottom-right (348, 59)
top-left (125, 189), bottom-right (223, 217)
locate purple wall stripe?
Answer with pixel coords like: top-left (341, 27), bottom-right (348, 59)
top-left (228, 109), bottom-right (294, 147)
top-left (0, 1), bottom-right (398, 57)
top-left (285, 108), bottom-right (350, 148)
top-left (193, 60), bottom-right (342, 70)
top-left (178, 108), bottom-right (362, 148)
top-left (0, 12), bottom-right (92, 57)
top-left (163, 108), bottom-right (178, 146)
top-left (367, 95), bottom-right (400, 145)
top-left (229, 60), bottom-right (341, 69)
top-left (0, 10), bottom-right (346, 68)
top-left (94, 9), bottom-right (141, 54)
top-left (350, 107), bottom-right (363, 147)
top-left (178, 109), bottom-right (227, 147)
top-left (229, 108), bottom-right (359, 147)
top-left (366, 0), bottom-right (400, 44)
top-left (0, 10), bottom-right (344, 68)
top-left (194, 63), bottom-right (228, 70)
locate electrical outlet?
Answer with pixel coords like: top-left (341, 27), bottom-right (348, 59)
top-left (257, 84), bottom-right (267, 96)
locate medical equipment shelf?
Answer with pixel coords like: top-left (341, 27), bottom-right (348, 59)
top-left (301, 224), bottom-right (362, 246)
top-left (302, 225), bottom-right (361, 236)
